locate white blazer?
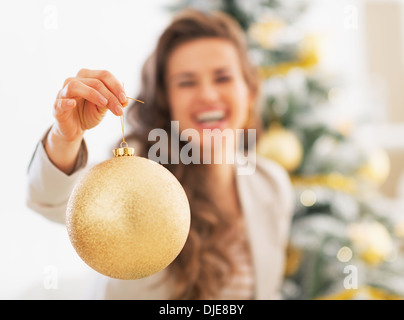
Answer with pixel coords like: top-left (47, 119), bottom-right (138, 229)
top-left (26, 132), bottom-right (295, 300)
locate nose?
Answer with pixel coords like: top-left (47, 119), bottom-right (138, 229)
top-left (198, 80), bottom-right (220, 103)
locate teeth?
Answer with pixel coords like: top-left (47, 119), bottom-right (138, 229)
top-left (196, 110), bottom-right (225, 122)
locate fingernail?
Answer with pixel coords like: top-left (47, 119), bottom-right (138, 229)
top-left (67, 100), bottom-right (75, 107)
top-left (119, 92), bottom-right (127, 104)
top-left (114, 105), bottom-right (123, 116)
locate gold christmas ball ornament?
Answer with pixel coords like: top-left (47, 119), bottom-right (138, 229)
top-left (358, 147), bottom-right (391, 186)
top-left (66, 146), bottom-right (191, 280)
top-left (256, 123), bottom-right (303, 172)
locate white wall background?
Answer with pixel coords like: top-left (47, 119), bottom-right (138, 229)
top-left (0, 0), bottom-right (381, 299)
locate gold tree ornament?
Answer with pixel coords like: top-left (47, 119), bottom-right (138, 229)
top-left (357, 147), bottom-right (391, 187)
top-left (256, 123), bottom-right (303, 172)
top-left (66, 96), bottom-right (191, 280)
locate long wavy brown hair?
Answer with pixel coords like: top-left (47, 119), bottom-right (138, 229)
top-left (124, 9), bottom-right (262, 299)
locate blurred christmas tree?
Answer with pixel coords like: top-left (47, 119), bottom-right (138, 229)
top-left (169, 0), bottom-right (404, 299)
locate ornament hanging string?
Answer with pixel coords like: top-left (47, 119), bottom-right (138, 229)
top-left (120, 82), bottom-right (144, 147)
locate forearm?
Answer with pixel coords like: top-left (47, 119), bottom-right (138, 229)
top-left (45, 125), bottom-right (84, 175)
top-left (26, 129), bottom-right (88, 224)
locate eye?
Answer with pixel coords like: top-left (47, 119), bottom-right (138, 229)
top-left (216, 75), bottom-right (232, 83)
top-left (178, 81), bottom-right (196, 87)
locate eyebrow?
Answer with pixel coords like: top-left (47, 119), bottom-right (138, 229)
top-left (171, 72), bottom-right (194, 81)
top-left (214, 67), bottom-right (232, 75)
top-left (170, 67), bottom-right (232, 80)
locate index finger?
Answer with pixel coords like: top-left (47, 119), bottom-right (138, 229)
top-left (76, 68), bottom-right (127, 104)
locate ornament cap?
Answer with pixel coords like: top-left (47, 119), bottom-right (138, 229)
top-left (113, 147), bottom-right (135, 157)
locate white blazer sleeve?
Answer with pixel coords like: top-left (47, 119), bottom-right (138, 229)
top-left (25, 131), bottom-right (88, 224)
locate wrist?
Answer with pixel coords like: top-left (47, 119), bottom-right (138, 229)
top-left (47, 125), bottom-right (84, 147)
top-left (45, 125), bottom-right (84, 175)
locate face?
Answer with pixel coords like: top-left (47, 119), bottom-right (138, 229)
top-left (166, 38), bottom-right (252, 149)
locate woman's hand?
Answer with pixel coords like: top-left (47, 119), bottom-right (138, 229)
top-left (45, 68), bottom-right (128, 174)
top-left (52, 68), bottom-right (127, 142)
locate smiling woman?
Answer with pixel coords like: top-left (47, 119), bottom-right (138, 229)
top-left (26, 8), bottom-right (294, 300)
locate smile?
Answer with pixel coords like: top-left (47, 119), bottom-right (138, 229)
top-left (194, 110), bottom-right (228, 127)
